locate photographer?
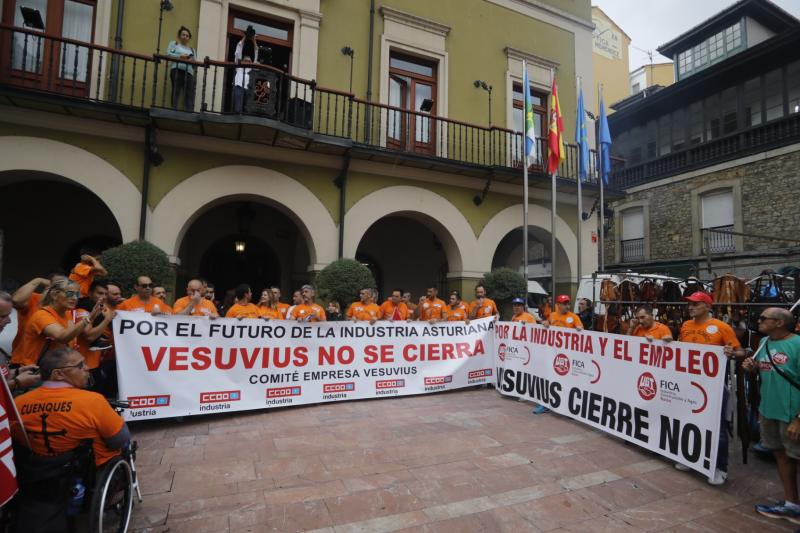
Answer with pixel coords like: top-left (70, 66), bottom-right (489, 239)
top-left (233, 25), bottom-right (259, 113)
top-left (166, 26), bottom-right (196, 111)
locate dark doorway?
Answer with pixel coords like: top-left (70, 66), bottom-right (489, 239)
top-left (199, 234), bottom-right (281, 297)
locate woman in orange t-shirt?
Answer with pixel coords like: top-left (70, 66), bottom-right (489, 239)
top-left (13, 279), bottom-right (103, 366)
top-left (258, 289), bottom-right (284, 320)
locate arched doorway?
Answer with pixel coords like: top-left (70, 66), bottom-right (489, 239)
top-left (0, 171), bottom-right (122, 286)
top-left (355, 215), bottom-right (449, 302)
top-left (177, 200), bottom-right (310, 303)
top-left (491, 225), bottom-right (572, 294)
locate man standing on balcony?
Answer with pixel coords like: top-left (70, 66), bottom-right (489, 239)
top-left (166, 26), bottom-right (196, 111)
top-left (233, 28), bottom-right (259, 114)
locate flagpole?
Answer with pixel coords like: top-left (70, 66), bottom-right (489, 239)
top-left (522, 59), bottom-right (529, 288)
top-left (550, 69), bottom-right (557, 298)
top-left (598, 84), bottom-right (605, 272)
top-left (576, 75), bottom-right (583, 291)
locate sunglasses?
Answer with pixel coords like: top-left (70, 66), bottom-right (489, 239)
top-left (56, 360), bottom-right (86, 371)
top-left (138, 283), bottom-right (154, 288)
top-left (758, 315), bottom-right (777, 321)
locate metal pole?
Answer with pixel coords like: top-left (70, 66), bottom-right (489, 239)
top-left (576, 75), bottom-right (583, 291)
top-left (522, 60), bottom-right (529, 287)
top-left (156, 7), bottom-right (164, 56)
top-left (598, 84), bottom-right (605, 272)
top-left (551, 170), bottom-right (557, 296)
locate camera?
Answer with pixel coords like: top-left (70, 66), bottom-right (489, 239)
top-left (245, 25), bottom-right (256, 38)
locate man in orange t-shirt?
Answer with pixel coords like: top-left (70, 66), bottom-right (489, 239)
top-left (174, 279), bottom-right (219, 317)
top-left (380, 289), bottom-right (410, 321)
top-left (270, 287), bottom-right (291, 319)
top-left (445, 291), bottom-right (469, 322)
top-left (117, 276), bottom-right (172, 315)
top-left (225, 284), bottom-right (261, 319)
top-left (676, 291), bottom-right (744, 485)
top-left (511, 297), bottom-right (536, 323)
top-left (74, 281), bottom-right (115, 372)
top-left (469, 284), bottom-right (499, 320)
top-left (544, 295), bottom-right (583, 329)
top-left (628, 305), bottom-right (672, 341)
top-left (15, 347), bottom-right (129, 467)
top-left (69, 253), bottom-right (108, 298)
top-left (11, 276), bottom-right (59, 354)
top-left (347, 288), bottom-right (381, 323)
top-left (290, 285), bottom-right (326, 322)
top-left (418, 287), bottom-right (447, 322)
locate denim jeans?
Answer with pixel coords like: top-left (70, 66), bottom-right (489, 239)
top-left (233, 86), bottom-right (246, 113)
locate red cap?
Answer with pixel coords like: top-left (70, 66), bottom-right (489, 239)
top-left (555, 294), bottom-right (571, 304)
top-left (684, 291), bottom-right (712, 305)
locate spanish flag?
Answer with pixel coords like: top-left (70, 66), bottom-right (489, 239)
top-left (547, 78), bottom-right (565, 175)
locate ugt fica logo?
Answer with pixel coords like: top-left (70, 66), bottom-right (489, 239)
top-left (637, 372), bottom-right (657, 401)
top-left (497, 342), bottom-right (507, 361)
top-left (553, 354), bottom-right (570, 376)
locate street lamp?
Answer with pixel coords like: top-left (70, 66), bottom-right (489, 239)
top-left (473, 80), bottom-right (492, 125)
top-left (341, 46), bottom-right (354, 94)
top-left (155, 0), bottom-right (174, 56)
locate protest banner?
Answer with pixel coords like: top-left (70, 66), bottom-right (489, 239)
top-left (114, 312), bottom-right (495, 421)
top-left (494, 322), bottom-right (726, 478)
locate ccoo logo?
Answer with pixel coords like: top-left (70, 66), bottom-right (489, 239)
top-left (128, 395), bottom-right (171, 408)
top-left (553, 354), bottom-right (570, 376)
top-left (637, 372), bottom-right (657, 401)
top-left (200, 390), bottom-right (241, 404)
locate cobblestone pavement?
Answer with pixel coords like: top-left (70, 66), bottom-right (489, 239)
top-left (130, 389), bottom-right (794, 532)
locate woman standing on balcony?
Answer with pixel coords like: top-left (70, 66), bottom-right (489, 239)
top-left (166, 26), bottom-right (196, 112)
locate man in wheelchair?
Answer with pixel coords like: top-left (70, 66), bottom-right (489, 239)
top-left (11, 346), bottom-right (132, 533)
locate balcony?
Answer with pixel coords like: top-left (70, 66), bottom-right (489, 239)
top-left (702, 225), bottom-right (736, 254)
top-left (620, 238), bottom-right (645, 262)
top-left (0, 24), bottom-right (616, 186)
top-left (611, 113), bottom-right (800, 190)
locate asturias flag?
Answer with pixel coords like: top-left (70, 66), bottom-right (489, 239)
top-left (523, 68), bottom-right (537, 164)
top-left (547, 78), bottom-right (565, 175)
top-left (575, 85), bottom-right (590, 181)
top-left (599, 95), bottom-right (612, 185)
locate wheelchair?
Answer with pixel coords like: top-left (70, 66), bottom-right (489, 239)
top-left (10, 401), bottom-right (142, 533)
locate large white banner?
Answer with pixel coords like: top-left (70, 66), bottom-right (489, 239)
top-left (494, 322), bottom-right (726, 478)
top-left (113, 312), bottom-right (495, 421)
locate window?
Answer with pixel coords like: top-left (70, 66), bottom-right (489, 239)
top-left (631, 82), bottom-right (640, 94)
top-left (60, 0), bottom-right (93, 82)
top-left (704, 93), bottom-right (720, 141)
top-left (678, 49), bottom-right (692, 76)
top-left (512, 81), bottom-right (547, 165)
top-left (708, 31), bottom-right (724, 61)
top-left (725, 22), bottom-right (742, 51)
top-left (628, 126), bottom-right (642, 164)
top-left (227, 10), bottom-right (293, 72)
top-left (645, 120), bottom-right (657, 159)
top-left (621, 208), bottom-right (645, 262)
top-left (765, 68), bottom-right (784, 121)
top-left (701, 190), bottom-right (735, 253)
top-left (743, 76), bottom-right (763, 126)
top-left (672, 108), bottom-right (686, 151)
top-left (689, 101), bottom-right (703, 144)
top-left (658, 115), bottom-right (671, 156)
top-left (693, 41), bottom-right (708, 69)
top-left (720, 86), bottom-right (738, 134)
top-left (788, 61), bottom-right (800, 115)
top-left (388, 52), bottom-right (437, 154)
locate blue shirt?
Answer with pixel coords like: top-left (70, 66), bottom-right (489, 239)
top-left (166, 41), bottom-right (195, 75)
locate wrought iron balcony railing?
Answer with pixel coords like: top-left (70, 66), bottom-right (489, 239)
top-left (702, 225), bottom-right (736, 254)
top-left (0, 24), bottom-right (617, 183)
top-left (620, 237), bottom-right (645, 262)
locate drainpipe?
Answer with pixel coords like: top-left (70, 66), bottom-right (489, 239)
top-left (139, 125), bottom-right (152, 240)
top-left (364, 0), bottom-right (375, 138)
top-left (335, 154), bottom-right (351, 258)
top-left (109, 0), bottom-right (125, 102)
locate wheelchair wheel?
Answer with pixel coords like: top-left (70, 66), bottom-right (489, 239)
top-left (89, 456), bottom-right (134, 533)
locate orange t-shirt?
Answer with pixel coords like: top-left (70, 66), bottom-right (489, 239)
top-left (259, 306), bottom-right (284, 320)
top-left (173, 296), bottom-right (219, 317)
top-left (290, 304), bottom-right (326, 322)
top-left (225, 303), bottom-right (261, 319)
top-left (418, 298), bottom-right (447, 321)
top-left (512, 312), bottom-right (537, 324)
top-left (277, 302), bottom-right (291, 319)
top-left (379, 301), bottom-right (410, 321)
top-left (469, 298), bottom-right (498, 319)
top-left (679, 318), bottom-right (741, 347)
top-left (347, 303), bottom-right (381, 321)
top-left (547, 311), bottom-right (583, 329)
top-left (12, 292), bottom-right (42, 354)
top-left (69, 263), bottom-right (94, 298)
top-left (117, 296), bottom-right (172, 314)
top-left (632, 322), bottom-right (672, 340)
top-left (15, 383), bottom-right (124, 466)
top-left (13, 306), bottom-right (77, 366)
top-left (73, 308), bottom-right (103, 370)
top-left (445, 306), bottom-right (468, 321)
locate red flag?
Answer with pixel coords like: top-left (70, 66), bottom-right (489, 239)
top-left (547, 78), bottom-right (566, 175)
top-left (392, 306), bottom-right (402, 321)
top-left (0, 369), bottom-right (23, 507)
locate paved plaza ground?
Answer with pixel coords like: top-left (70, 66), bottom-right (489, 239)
top-left (130, 389), bottom-right (794, 532)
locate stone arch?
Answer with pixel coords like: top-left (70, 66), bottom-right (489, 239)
top-left (0, 136), bottom-right (142, 242)
top-left (148, 165), bottom-right (338, 269)
top-left (477, 204), bottom-right (578, 281)
top-left (343, 186), bottom-right (478, 272)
